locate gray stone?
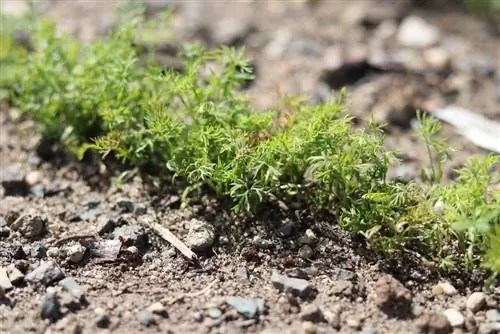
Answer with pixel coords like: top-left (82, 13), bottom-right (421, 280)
top-left (112, 224), bottom-right (148, 248)
top-left (331, 267), bottom-right (355, 281)
top-left (30, 243), bottom-right (47, 258)
top-left (10, 214), bottom-right (45, 239)
top-left (226, 296), bottom-right (262, 319)
top-left (397, 16), bottom-right (440, 48)
top-left (0, 267), bottom-right (13, 291)
top-left (207, 308), bottom-right (222, 319)
top-left (138, 309), bottom-right (155, 326)
top-left (443, 308), bottom-right (464, 328)
top-left (47, 247), bottom-right (60, 258)
top-left (235, 266), bottom-right (249, 281)
top-left (299, 304), bottom-right (324, 323)
top-left (466, 292), bottom-right (486, 313)
top-left (25, 260), bottom-right (65, 286)
top-left (485, 309), bottom-right (500, 322)
top-left (133, 204), bottom-right (147, 216)
top-left (95, 215), bottom-right (115, 235)
top-left (436, 282), bottom-right (457, 296)
top-left (332, 280), bottom-right (353, 296)
top-left (185, 219), bottom-right (215, 252)
top-left (66, 244), bottom-right (86, 263)
top-left (6, 264), bottom-right (24, 285)
top-left (193, 311), bottom-right (203, 322)
top-left (298, 245), bottom-right (313, 260)
top-left (362, 326), bottom-right (378, 334)
top-left (478, 322), bottom-right (500, 334)
top-left (271, 270), bottom-right (315, 299)
top-left (59, 277), bottom-right (85, 301)
top-left (298, 229), bottom-right (318, 246)
top-left (77, 208), bottom-right (102, 222)
top-left (40, 292), bottom-right (62, 323)
top-left (30, 184), bottom-right (45, 198)
top-left (116, 197), bottom-right (134, 212)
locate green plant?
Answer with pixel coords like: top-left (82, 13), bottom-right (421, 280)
top-left (3, 11), bottom-right (499, 279)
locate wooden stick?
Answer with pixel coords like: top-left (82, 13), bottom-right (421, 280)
top-left (149, 222), bottom-right (198, 261)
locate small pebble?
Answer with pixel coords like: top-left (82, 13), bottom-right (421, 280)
top-left (302, 321), bottom-right (317, 334)
top-left (40, 292), bottom-right (62, 323)
top-left (66, 244), bottom-right (86, 263)
top-left (147, 302), bottom-right (168, 318)
top-left (25, 260), bottom-right (65, 286)
top-left (207, 308), bottom-right (222, 319)
top-left (444, 308), bottom-right (465, 327)
top-left (485, 309), bottom-right (500, 322)
top-left (298, 245), bottom-right (313, 260)
top-left (138, 309), bottom-right (155, 326)
top-left (435, 282), bottom-right (457, 296)
top-left (466, 292), bottom-right (486, 313)
top-left (47, 247), bottom-right (60, 258)
top-left (193, 311), bottom-right (204, 322)
top-left (95, 314), bottom-right (111, 328)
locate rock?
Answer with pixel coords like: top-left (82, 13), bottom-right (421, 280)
top-left (478, 322), bottom-right (500, 334)
top-left (95, 215), bottom-right (115, 235)
top-left (95, 314), bottom-right (111, 328)
top-left (298, 245), bottom-right (313, 259)
top-left (226, 296), bottom-right (262, 319)
top-left (275, 223), bottom-right (294, 238)
top-left (434, 282), bottom-right (458, 296)
top-left (30, 243), bottom-right (47, 258)
top-left (415, 314), bottom-right (451, 334)
top-left (147, 302), bottom-right (168, 318)
top-left (397, 16), bottom-right (440, 48)
top-left (59, 277), bottom-right (85, 301)
top-left (193, 311), bottom-right (204, 322)
top-left (10, 214), bottom-right (46, 239)
top-left (362, 326), bottom-right (378, 334)
top-left (6, 264), bottom-right (24, 285)
top-left (40, 291), bottom-right (62, 323)
top-left (0, 165), bottom-right (28, 196)
top-left (83, 198), bottom-right (100, 209)
top-left (235, 266), bottom-right (249, 281)
top-left (47, 247), bottom-right (60, 258)
top-left (299, 304), bottom-right (325, 323)
top-left (88, 239), bottom-right (121, 260)
top-left (271, 270), bottom-right (316, 299)
top-left (25, 260), bottom-right (65, 286)
top-left (212, 18), bottom-right (253, 46)
top-left (207, 308), bottom-right (222, 319)
top-left (138, 309), bottom-right (155, 326)
top-left (30, 184), bottom-right (45, 198)
top-left (25, 171), bottom-right (43, 187)
top-left (373, 275), bottom-right (412, 318)
top-left (443, 309), bottom-right (464, 328)
top-left (331, 267), bottom-right (356, 281)
top-left (0, 226), bottom-right (9, 238)
top-left (72, 208), bottom-right (102, 222)
top-left (185, 219), bottom-right (215, 252)
top-left (302, 321), bottom-right (317, 334)
top-left (423, 47), bottom-right (450, 71)
top-left (485, 309), bottom-right (500, 322)
top-left (111, 224), bottom-right (148, 248)
top-left (66, 244), bottom-right (86, 263)
top-left (466, 292), bottom-right (485, 313)
top-left (133, 203), bottom-right (147, 216)
top-left (116, 197), bottom-right (134, 212)
top-left (298, 229), bottom-right (318, 246)
top-left (0, 267), bottom-right (13, 291)
top-left (332, 280), bottom-right (354, 297)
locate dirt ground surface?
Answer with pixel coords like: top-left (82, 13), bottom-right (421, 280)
top-left (1, 1), bottom-right (499, 334)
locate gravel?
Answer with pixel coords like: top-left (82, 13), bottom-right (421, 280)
top-left (59, 277), bottom-right (85, 301)
top-left (466, 292), bottom-right (486, 313)
top-left (443, 308), bottom-right (465, 328)
top-left (372, 275), bottom-right (412, 318)
top-left (226, 296), bottom-right (263, 319)
top-left (185, 219), bottom-right (216, 252)
top-left (111, 224), bottom-right (148, 248)
top-left (271, 270), bottom-right (316, 299)
top-left (25, 260), bottom-right (65, 286)
top-left (40, 291), bottom-right (62, 323)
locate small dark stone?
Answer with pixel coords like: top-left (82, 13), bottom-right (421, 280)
top-left (300, 304), bottom-right (325, 323)
top-left (116, 197), bottom-right (135, 212)
top-left (10, 214), bottom-right (46, 239)
top-left (12, 245), bottom-right (27, 259)
top-left (111, 225), bottom-right (148, 248)
top-left (298, 245), bottom-right (314, 259)
top-left (275, 223), bottom-right (294, 238)
top-left (0, 165), bottom-right (28, 196)
top-left (30, 243), bottom-right (47, 259)
top-left (133, 204), bottom-right (147, 216)
top-left (96, 315), bottom-right (111, 328)
top-left (193, 311), bottom-right (204, 322)
top-left (373, 275), bottom-right (412, 318)
top-left (0, 227), bottom-right (10, 238)
top-left (96, 215), bottom-right (115, 235)
top-left (40, 292), bottom-right (62, 323)
top-left (83, 198), bottom-right (100, 209)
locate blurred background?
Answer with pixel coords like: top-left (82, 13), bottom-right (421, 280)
top-left (3, 0), bottom-right (499, 180)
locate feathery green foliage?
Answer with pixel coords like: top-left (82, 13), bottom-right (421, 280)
top-left (2, 11), bottom-right (499, 279)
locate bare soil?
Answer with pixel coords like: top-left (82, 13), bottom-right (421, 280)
top-left (1, 1), bottom-right (499, 334)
